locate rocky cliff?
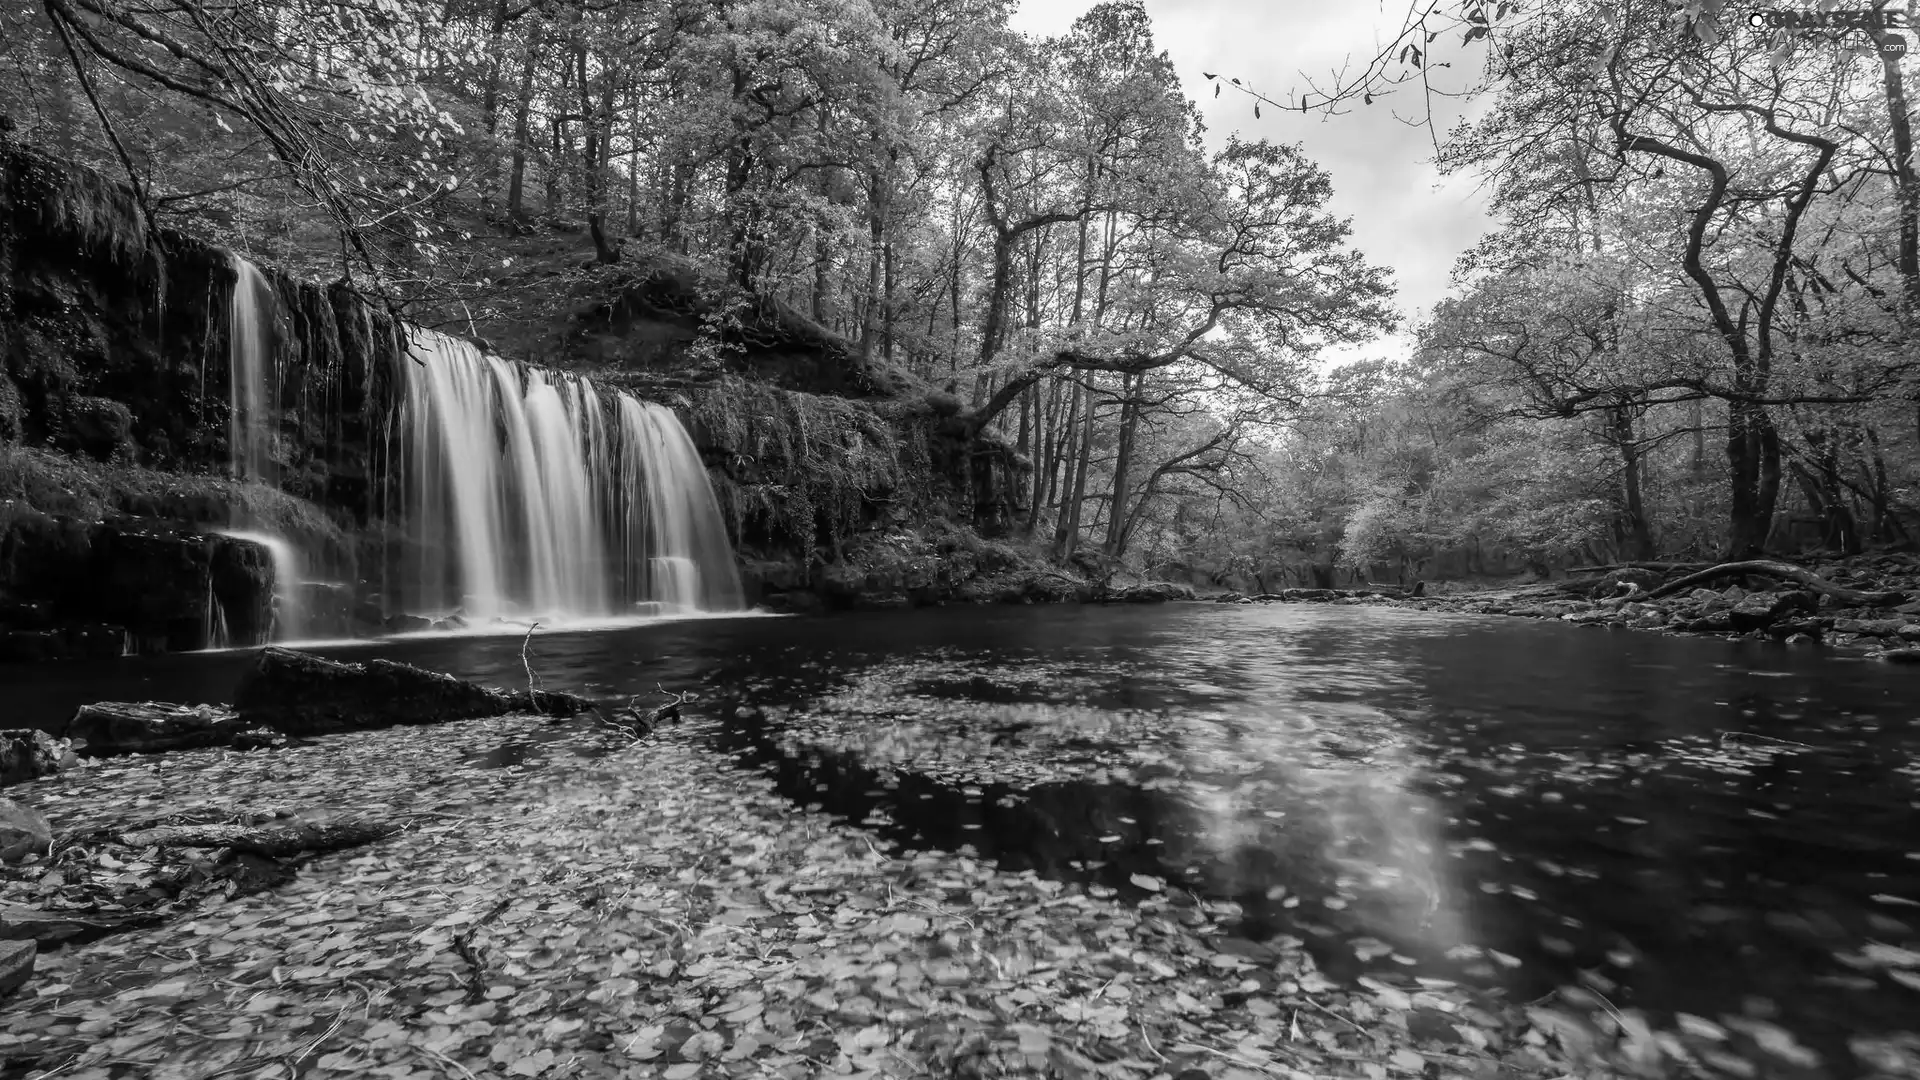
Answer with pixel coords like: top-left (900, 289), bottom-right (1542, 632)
top-left (0, 140), bottom-right (1060, 658)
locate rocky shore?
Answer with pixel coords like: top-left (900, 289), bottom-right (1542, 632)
top-left (1209, 554), bottom-right (1920, 661)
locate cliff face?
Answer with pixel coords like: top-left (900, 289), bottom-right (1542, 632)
top-left (0, 141), bottom-right (1046, 656)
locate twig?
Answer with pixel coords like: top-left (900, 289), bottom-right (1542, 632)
top-left (451, 898), bottom-right (514, 1003)
top-left (415, 1042), bottom-right (482, 1080)
top-left (1720, 731), bottom-right (1817, 750)
top-left (520, 622), bottom-right (543, 712)
top-left (1138, 1021), bottom-right (1168, 1062)
top-left (1304, 994), bottom-right (1368, 1034)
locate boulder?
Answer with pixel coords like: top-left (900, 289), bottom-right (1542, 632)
top-left (1728, 590), bottom-right (1818, 631)
top-left (0, 731), bottom-right (78, 787)
top-left (234, 647), bottom-right (594, 736)
top-left (0, 798), bottom-right (52, 863)
top-left (0, 939), bottom-right (32, 999)
top-left (1102, 582), bottom-right (1195, 604)
top-left (64, 702), bottom-right (246, 755)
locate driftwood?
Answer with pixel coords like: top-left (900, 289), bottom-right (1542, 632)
top-left (1642, 560), bottom-right (1906, 606)
top-left (0, 901), bottom-right (149, 945)
top-left (1567, 561), bottom-right (1713, 575)
top-left (235, 647), bottom-right (595, 736)
top-left (63, 702), bottom-right (245, 755)
top-left (603, 686), bottom-right (693, 738)
top-left (115, 816), bottom-right (400, 858)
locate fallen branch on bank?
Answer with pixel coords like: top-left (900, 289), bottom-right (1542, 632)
top-left (1641, 560), bottom-right (1906, 606)
top-left (602, 686), bottom-right (694, 740)
top-left (114, 816), bottom-right (401, 858)
top-left (1566, 561), bottom-right (1714, 575)
top-left (3, 811), bottom-right (406, 955)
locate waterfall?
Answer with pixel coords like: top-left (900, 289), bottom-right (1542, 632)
top-left (226, 254), bottom-right (306, 642)
top-left (399, 329), bottom-right (743, 624)
top-left (228, 255), bottom-right (277, 490)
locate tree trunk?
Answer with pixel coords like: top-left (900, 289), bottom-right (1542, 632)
top-left (505, 19), bottom-right (543, 221)
top-left (1725, 397), bottom-right (1781, 558)
top-left (1058, 388), bottom-right (1098, 559)
top-left (1609, 404), bottom-right (1656, 559)
top-left (1103, 372), bottom-right (1139, 557)
top-left (1872, 21), bottom-right (1920, 314)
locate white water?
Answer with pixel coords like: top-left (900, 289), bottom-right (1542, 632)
top-left (217, 528), bottom-right (307, 643)
top-left (399, 329), bottom-right (744, 624)
top-left (227, 255), bottom-right (307, 643)
top-left (229, 255), bottom-right (277, 490)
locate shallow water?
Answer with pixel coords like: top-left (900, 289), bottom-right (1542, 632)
top-left (11, 602), bottom-right (1920, 1073)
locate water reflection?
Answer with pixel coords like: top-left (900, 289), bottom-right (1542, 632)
top-left (10, 603), bottom-right (1919, 1075)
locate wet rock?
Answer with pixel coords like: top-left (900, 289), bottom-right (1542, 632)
top-left (1589, 567), bottom-right (1661, 598)
top-left (230, 727), bottom-right (288, 751)
top-left (384, 614), bottom-right (434, 633)
top-left (1836, 618), bottom-right (1908, 637)
top-left (1102, 582), bottom-right (1195, 604)
top-left (0, 798), bottom-right (52, 863)
top-left (1900, 624), bottom-right (1920, 643)
top-left (1728, 590), bottom-right (1817, 631)
top-left (0, 939), bottom-right (32, 999)
top-left (0, 731), bottom-right (78, 787)
top-left (64, 702), bottom-right (246, 755)
top-left (1881, 648), bottom-right (1920, 665)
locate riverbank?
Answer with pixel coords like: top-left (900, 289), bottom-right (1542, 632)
top-left (0, 705), bottom-right (1618, 1080)
top-left (1211, 554), bottom-right (1920, 660)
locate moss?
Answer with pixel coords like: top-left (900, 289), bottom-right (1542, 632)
top-left (0, 444), bottom-right (348, 560)
top-left (685, 376), bottom-right (930, 552)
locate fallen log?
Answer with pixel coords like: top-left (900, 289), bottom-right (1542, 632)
top-left (0, 901), bottom-right (151, 945)
top-left (62, 702), bottom-right (246, 755)
top-left (115, 816), bottom-right (401, 858)
top-left (1642, 560), bottom-right (1906, 606)
top-left (234, 647), bottom-right (595, 736)
top-left (1567, 561), bottom-right (1713, 575)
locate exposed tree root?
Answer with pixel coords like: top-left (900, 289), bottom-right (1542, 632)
top-left (1641, 560), bottom-right (1906, 605)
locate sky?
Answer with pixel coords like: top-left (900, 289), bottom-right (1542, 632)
top-left (1005, 0), bottom-right (1498, 368)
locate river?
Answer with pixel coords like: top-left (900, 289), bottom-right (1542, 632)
top-left (10, 602), bottom-right (1920, 1075)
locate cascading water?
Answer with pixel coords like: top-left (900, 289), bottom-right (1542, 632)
top-left (399, 329), bottom-right (743, 624)
top-left (226, 254), bottom-right (306, 642)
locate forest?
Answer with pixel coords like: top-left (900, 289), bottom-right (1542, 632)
top-left (1, 0), bottom-right (1916, 585)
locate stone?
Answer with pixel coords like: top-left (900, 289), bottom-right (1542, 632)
top-left (1728, 590), bottom-right (1817, 631)
top-left (1900, 625), bottom-right (1920, 642)
top-left (0, 731), bottom-right (77, 787)
top-left (0, 940), bottom-right (32, 999)
top-left (231, 727), bottom-right (289, 751)
top-left (1882, 648), bottom-right (1920, 665)
top-left (0, 798), bottom-right (52, 863)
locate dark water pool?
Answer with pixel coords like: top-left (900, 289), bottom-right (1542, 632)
top-left (9, 603), bottom-right (1919, 1074)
